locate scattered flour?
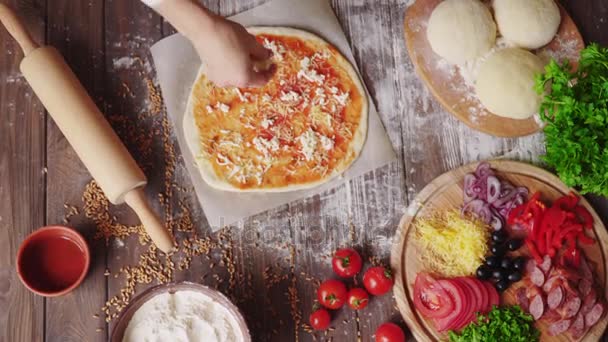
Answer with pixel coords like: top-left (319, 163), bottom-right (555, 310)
top-left (113, 56), bottom-right (138, 70)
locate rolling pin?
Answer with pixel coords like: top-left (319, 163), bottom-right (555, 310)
top-left (0, 4), bottom-right (175, 253)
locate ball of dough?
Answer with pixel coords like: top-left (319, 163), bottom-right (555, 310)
top-left (427, 0), bottom-right (496, 65)
top-left (475, 48), bottom-right (545, 119)
top-left (493, 0), bottom-right (561, 49)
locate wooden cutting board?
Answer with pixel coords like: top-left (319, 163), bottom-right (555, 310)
top-left (403, 0), bottom-right (585, 137)
top-left (390, 160), bottom-right (608, 341)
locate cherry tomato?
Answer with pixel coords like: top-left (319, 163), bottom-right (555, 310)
top-left (363, 266), bottom-right (394, 296)
top-left (347, 287), bottom-right (369, 310)
top-left (317, 280), bottom-right (348, 309)
top-left (309, 307), bottom-right (331, 331)
top-left (375, 322), bottom-right (405, 342)
top-left (332, 248), bottom-right (363, 278)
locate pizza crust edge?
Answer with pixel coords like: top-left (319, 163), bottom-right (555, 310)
top-left (183, 26), bottom-right (369, 193)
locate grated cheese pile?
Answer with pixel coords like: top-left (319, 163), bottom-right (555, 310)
top-left (414, 211), bottom-right (490, 277)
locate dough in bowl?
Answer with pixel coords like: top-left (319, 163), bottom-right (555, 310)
top-left (426, 0), bottom-right (496, 65)
top-left (493, 0), bottom-right (561, 49)
top-left (475, 48), bottom-right (545, 119)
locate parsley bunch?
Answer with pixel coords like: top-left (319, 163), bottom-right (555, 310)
top-left (536, 44), bottom-right (608, 196)
top-left (449, 306), bottom-right (539, 342)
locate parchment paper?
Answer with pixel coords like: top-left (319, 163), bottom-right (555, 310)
top-left (150, 0), bottom-right (396, 229)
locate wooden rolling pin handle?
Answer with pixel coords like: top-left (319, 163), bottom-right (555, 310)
top-left (0, 3), bottom-right (38, 56)
top-left (124, 188), bottom-right (175, 254)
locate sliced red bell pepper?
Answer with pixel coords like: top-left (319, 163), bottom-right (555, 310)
top-left (554, 192), bottom-right (579, 211)
top-left (574, 205), bottom-right (594, 229)
top-left (560, 223), bottom-right (583, 239)
top-left (526, 238), bottom-right (543, 264)
top-left (508, 203), bottom-right (527, 225)
top-left (577, 232), bottom-right (596, 245)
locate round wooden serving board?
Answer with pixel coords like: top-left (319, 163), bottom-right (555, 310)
top-left (390, 160), bottom-right (608, 341)
top-left (403, 0), bottom-right (585, 137)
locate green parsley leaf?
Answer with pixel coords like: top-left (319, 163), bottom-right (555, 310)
top-left (536, 44), bottom-right (608, 196)
top-left (449, 306), bottom-right (540, 342)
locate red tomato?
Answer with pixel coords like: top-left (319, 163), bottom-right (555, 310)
top-left (332, 248), bottom-right (363, 278)
top-left (347, 288), bottom-right (369, 310)
top-left (433, 279), bottom-right (466, 332)
top-left (363, 266), bottom-right (394, 296)
top-left (375, 322), bottom-right (405, 342)
top-left (309, 308), bottom-right (331, 331)
top-left (317, 280), bottom-right (348, 309)
top-left (412, 273), bottom-right (454, 319)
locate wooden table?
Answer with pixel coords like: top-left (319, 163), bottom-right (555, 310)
top-left (1, 1), bottom-right (607, 341)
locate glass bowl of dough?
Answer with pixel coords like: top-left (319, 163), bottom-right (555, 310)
top-left (111, 282), bottom-right (251, 342)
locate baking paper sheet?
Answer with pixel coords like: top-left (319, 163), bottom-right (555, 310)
top-left (150, 0), bottom-right (396, 229)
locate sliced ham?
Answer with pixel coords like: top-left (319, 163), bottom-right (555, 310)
top-left (548, 318), bottom-right (572, 336)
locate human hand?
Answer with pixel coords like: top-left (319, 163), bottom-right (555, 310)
top-left (192, 16), bottom-right (276, 88)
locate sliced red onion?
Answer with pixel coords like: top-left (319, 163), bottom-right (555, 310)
top-left (475, 162), bottom-right (493, 178)
top-left (489, 207), bottom-right (504, 230)
top-left (462, 163), bottom-right (528, 227)
top-left (462, 199), bottom-right (493, 224)
top-left (486, 176), bottom-right (501, 204)
top-left (463, 174), bottom-right (478, 202)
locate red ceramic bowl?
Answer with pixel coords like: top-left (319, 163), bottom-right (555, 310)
top-left (16, 225), bottom-right (90, 297)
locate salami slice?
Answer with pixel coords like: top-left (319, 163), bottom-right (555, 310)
top-left (560, 296), bottom-right (582, 319)
top-left (548, 318), bottom-right (572, 336)
top-left (584, 302), bottom-right (605, 327)
top-left (581, 289), bottom-right (598, 315)
top-left (548, 286), bottom-right (565, 310)
top-left (529, 294), bottom-right (545, 320)
top-left (526, 259), bottom-right (537, 274)
top-left (578, 278), bottom-right (592, 297)
top-left (569, 312), bottom-right (586, 340)
top-left (580, 256), bottom-right (593, 280)
top-left (543, 276), bottom-right (561, 293)
top-left (540, 255), bottom-right (552, 274)
top-left (516, 287), bottom-right (529, 312)
top-left (530, 266), bottom-right (546, 287)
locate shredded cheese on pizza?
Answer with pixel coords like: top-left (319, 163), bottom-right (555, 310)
top-left (190, 32), bottom-right (366, 190)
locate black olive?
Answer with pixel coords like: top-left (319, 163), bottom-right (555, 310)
top-left (492, 269), bottom-right (507, 280)
top-left (496, 280), bottom-right (510, 292)
top-left (476, 265), bottom-right (492, 280)
top-left (485, 256), bottom-right (500, 268)
top-left (500, 257), bottom-right (512, 270)
top-left (490, 240), bottom-right (503, 249)
top-left (512, 256), bottom-right (527, 271)
top-left (508, 271), bottom-right (522, 283)
top-left (507, 239), bottom-right (524, 251)
top-left (491, 244), bottom-right (506, 256)
top-left (492, 230), bottom-right (508, 243)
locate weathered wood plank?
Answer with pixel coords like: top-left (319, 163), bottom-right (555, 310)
top-left (44, 0), bottom-right (108, 340)
top-left (102, 0), bottom-right (165, 333)
top-left (0, 1), bottom-right (46, 341)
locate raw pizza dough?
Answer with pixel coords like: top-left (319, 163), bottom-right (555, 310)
top-left (184, 27), bottom-right (368, 192)
top-left (475, 48), bottom-right (545, 119)
top-left (493, 0), bottom-right (561, 49)
top-left (426, 0), bottom-right (496, 65)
